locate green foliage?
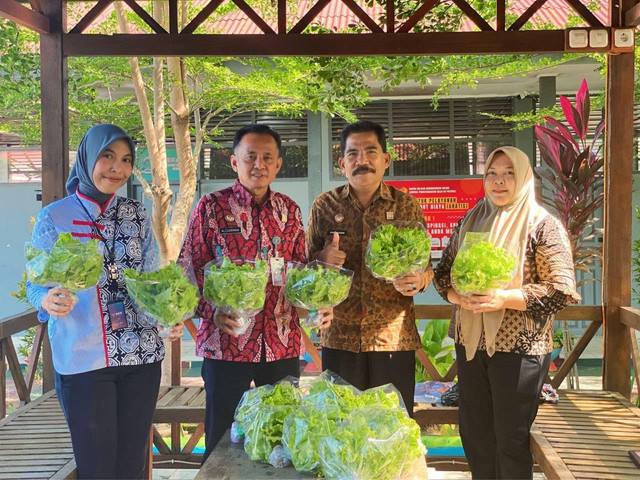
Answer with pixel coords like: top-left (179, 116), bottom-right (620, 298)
top-left (451, 237), bottom-right (517, 295)
top-left (123, 261), bottom-right (199, 327)
top-left (535, 79), bottom-right (604, 285)
top-left (365, 223), bottom-right (432, 280)
top-left (203, 257), bottom-right (268, 310)
top-left (285, 263), bottom-right (352, 310)
top-left (553, 328), bottom-right (565, 349)
top-left (25, 233), bottom-right (103, 292)
top-left (415, 320), bottom-right (455, 383)
top-left (17, 326), bottom-right (42, 383)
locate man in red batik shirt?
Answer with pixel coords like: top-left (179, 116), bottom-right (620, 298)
top-left (179, 124), bottom-right (333, 461)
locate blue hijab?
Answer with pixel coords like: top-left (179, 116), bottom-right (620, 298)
top-left (66, 124), bottom-right (136, 204)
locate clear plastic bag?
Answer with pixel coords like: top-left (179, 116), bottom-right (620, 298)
top-left (25, 233), bottom-right (104, 294)
top-left (123, 261), bottom-right (199, 336)
top-left (233, 379), bottom-right (302, 464)
top-left (365, 221), bottom-right (432, 281)
top-left (285, 260), bottom-right (354, 328)
top-left (281, 404), bottom-right (342, 474)
top-left (203, 257), bottom-right (269, 335)
top-left (450, 232), bottom-right (518, 296)
top-left (318, 406), bottom-right (425, 480)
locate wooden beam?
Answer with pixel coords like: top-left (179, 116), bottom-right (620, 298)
top-left (27, 0), bottom-right (42, 13)
top-left (629, 328), bottom-right (640, 399)
top-left (122, 0), bottom-right (168, 34)
top-left (69, 0), bottom-right (112, 34)
top-left (2, 337), bottom-right (30, 405)
top-left (625, 1), bottom-right (640, 26)
top-left (277, 0), bottom-right (286, 34)
top-left (40, 0), bottom-right (68, 393)
top-left (509, 0), bottom-right (549, 31)
top-left (397, 0), bottom-right (439, 33)
top-left (496, 0), bottom-right (505, 31)
top-left (0, 339), bottom-right (6, 419)
top-left (530, 424), bottom-right (577, 480)
top-left (603, 0), bottom-right (635, 393)
top-left (230, 0), bottom-right (275, 34)
top-left (564, 0), bottom-right (605, 27)
top-left (386, 0), bottom-right (394, 33)
top-left (168, 0), bottom-right (178, 34)
top-left (621, 306), bottom-right (640, 331)
top-left (24, 324), bottom-right (45, 396)
top-left (550, 320), bottom-right (601, 389)
top-left (181, 0), bottom-right (224, 34)
top-left (289, 0), bottom-right (333, 34)
top-left (0, 0), bottom-right (49, 33)
top-left (451, 0), bottom-right (493, 31)
top-left (340, 0), bottom-right (384, 33)
top-left (416, 348), bottom-right (442, 381)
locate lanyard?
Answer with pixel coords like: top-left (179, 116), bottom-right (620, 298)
top-left (75, 196), bottom-right (119, 283)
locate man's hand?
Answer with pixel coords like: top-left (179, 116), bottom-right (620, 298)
top-left (158, 322), bottom-right (185, 341)
top-left (41, 287), bottom-right (76, 317)
top-left (393, 272), bottom-right (426, 297)
top-left (213, 308), bottom-right (244, 337)
top-left (315, 307), bottom-right (334, 331)
top-left (317, 231), bottom-right (346, 267)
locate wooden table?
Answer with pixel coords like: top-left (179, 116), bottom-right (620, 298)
top-left (196, 430), bottom-right (429, 479)
top-left (0, 390), bottom-right (76, 479)
top-left (530, 390), bottom-right (640, 480)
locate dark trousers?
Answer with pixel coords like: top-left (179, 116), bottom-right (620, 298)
top-left (54, 361), bottom-right (161, 479)
top-left (321, 347), bottom-right (416, 416)
top-left (201, 356), bottom-right (300, 463)
top-left (455, 344), bottom-right (551, 480)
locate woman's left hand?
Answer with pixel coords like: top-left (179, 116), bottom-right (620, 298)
top-left (393, 272), bottom-right (425, 297)
top-left (467, 290), bottom-right (506, 313)
top-left (158, 322), bottom-right (185, 341)
top-left (316, 307), bottom-right (334, 331)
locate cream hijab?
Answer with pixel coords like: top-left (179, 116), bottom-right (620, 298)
top-left (457, 146), bottom-right (548, 361)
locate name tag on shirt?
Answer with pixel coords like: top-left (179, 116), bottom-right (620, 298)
top-left (220, 227), bottom-right (241, 234)
top-left (271, 256), bottom-right (285, 286)
top-left (108, 301), bottom-right (128, 330)
top-left (328, 230), bottom-right (346, 236)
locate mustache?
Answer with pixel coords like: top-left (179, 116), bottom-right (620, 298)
top-left (352, 165), bottom-right (376, 175)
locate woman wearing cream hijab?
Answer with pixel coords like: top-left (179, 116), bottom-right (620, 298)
top-left (434, 147), bottom-right (580, 479)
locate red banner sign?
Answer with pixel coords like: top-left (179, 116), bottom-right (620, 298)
top-left (386, 179), bottom-right (485, 258)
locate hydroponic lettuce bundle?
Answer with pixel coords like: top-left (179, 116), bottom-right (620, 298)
top-left (203, 257), bottom-right (268, 334)
top-left (233, 371), bottom-right (425, 479)
top-left (123, 261), bottom-right (199, 329)
top-left (451, 232), bottom-right (518, 295)
top-left (25, 232), bottom-right (103, 292)
top-left (234, 380), bottom-right (303, 464)
top-left (365, 221), bottom-right (432, 281)
top-left (318, 406), bottom-right (425, 480)
top-left (285, 261), bottom-right (353, 328)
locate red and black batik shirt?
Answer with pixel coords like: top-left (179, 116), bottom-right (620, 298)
top-left (179, 180), bottom-right (307, 362)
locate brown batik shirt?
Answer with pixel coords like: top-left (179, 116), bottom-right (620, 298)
top-left (434, 211), bottom-right (581, 355)
top-left (307, 182), bottom-right (434, 353)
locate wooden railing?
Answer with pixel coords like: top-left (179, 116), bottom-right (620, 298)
top-left (0, 308), bottom-right (53, 419)
top-left (0, 304), bottom-right (608, 420)
top-left (621, 306), bottom-right (640, 397)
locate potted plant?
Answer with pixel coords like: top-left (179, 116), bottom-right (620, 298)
top-left (551, 329), bottom-right (565, 361)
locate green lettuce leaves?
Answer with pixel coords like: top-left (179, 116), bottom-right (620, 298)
top-left (123, 261), bottom-right (199, 327)
top-left (365, 223), bottom-right (431, 280)
top-left (203, 257), bottom-right (268, 310)
top-left (285, 262), bottom-right (352, 310)
top-left (25, 232), bottom-right (103, 291)
top-left (451, 240), bottom-right (517, 295)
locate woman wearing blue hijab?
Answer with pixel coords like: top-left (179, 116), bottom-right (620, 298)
top-left (27, 124), bottom-right (182, 478)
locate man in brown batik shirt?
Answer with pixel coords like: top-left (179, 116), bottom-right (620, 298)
top-left (307, 120), bottom-right (434, 415)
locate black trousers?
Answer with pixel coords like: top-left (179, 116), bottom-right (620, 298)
top-left (321, 347), bottom-right (416, 416)
top-left (54, 361), bottom-right (161, 479)
top-left (201, 356), bottom-right (300, 463)
top-left (455, 344), bottom-right (551, 480)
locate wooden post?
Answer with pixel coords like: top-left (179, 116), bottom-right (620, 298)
top-left (603, 0), bottom-right (635, 396)
top-left (40, 0), bottom-right (68, 393)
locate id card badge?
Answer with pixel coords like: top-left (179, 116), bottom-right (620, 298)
top-left (108, 301), bottom-right (128, 330)
top-left (270, 256), bottom-right (285, 286)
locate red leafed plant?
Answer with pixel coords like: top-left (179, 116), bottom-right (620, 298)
top-left (535, 79), bottom-right (604, 286)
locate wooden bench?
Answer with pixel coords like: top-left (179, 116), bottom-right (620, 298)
top-left (151, 386), bottom-right (207, 468)
top-left (530, 389), bottom-right (640, 480)
top-left (0, 390), bottom-right (76, 479)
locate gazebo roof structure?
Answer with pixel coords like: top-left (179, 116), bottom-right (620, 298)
top-left (0, 0), bottom-right (637, 398)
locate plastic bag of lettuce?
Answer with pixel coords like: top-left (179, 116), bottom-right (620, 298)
top-left (318, 406), bottom-right (425, 480)
top-left (234, 379), bottom-right (302, 464)
top-left (285, 261), bottom-right (353, 328)
top-left (203, 257), bottom-right (268, 335)
top-left (123, 261), bottom-right (199, 333)
top-left (25, 232), bottom-right (103, 294)
top-left (365, 221), bottom-right (432, 281)
top-left (451, 232), bottom-right (518, 295)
